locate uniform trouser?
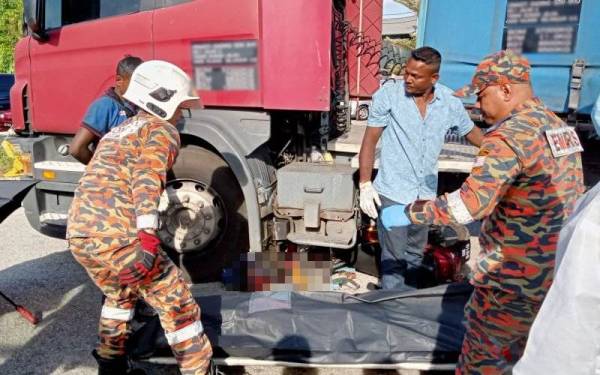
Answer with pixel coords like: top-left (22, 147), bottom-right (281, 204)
top-left (456, 286), bottom-right (542, 375)
top-left (69, 237), bottom-right (213, 375)
top-left (377, 195), bottom-right (429, 290)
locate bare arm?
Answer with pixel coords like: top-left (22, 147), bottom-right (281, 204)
top-left (465, 126), bottom-right (484, 148)
top-left (359, 126), bottom-right (384, 183)
top-left (69, 127), bottom-right (98, 164)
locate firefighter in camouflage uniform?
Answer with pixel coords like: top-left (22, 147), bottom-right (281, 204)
top-left (67, 60), bottom-right (213, 375)
top-left (380, 50), bottom-right (584, 374)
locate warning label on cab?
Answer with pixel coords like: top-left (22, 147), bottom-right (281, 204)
top-left (503, 0), bottom-right (582, 54)
top-left (192, 40), bottom-right (258, 91)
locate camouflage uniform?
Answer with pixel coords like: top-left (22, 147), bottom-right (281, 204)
top-left (407, 51), bottom-right (584, 374)
top-left (67, 112), bottom-right (212, 374)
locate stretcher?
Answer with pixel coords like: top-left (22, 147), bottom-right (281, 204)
top-left (130, 283), bottom-right (472, 370)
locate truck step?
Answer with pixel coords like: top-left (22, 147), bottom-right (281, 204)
top-left (39, 212), bottom-right (68, 226)
top-left (34, 161), bottom-right (85, 173)
top-left (437, 143), bottom-right (478, 174)
top-left (348, 142), bottom-right (478, 174)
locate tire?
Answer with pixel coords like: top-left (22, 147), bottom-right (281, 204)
top-left (166, 145), bottom-right (248, 283)
top-left (357, 105), bottom-right (369, 121)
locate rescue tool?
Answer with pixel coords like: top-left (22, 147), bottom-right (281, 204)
top-left (0, 289), bottom-right (40, 325)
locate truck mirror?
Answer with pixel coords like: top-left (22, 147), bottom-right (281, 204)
top-left (24, 0), bottom-right (48, 42)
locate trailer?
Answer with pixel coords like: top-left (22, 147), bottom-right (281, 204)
top-left (0, 0), bottom-right (477, 285)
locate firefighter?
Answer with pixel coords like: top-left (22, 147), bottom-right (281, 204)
top-left (359, 46), bottom-right (483, 290)
top-left (380, 50), bottom-right (584, 373)
top-left (69, 55), bottom-right (143, 164)
top-left (67, 60), bottom-right (213, 375)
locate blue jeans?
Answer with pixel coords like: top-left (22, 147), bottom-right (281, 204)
top-left (377, 195), bottom-right (429, 290)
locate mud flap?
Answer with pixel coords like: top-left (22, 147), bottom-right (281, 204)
top-left (128, 283), bottom-right (472, 367)
top-left (0, 180), bottom-right (37, 223)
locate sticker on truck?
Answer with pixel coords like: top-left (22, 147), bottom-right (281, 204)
top-left (503, 0), bottom-right (582, 54)
top-left (192, 40), bottom-right (258, 91)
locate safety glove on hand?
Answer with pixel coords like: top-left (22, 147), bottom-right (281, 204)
top-left (380, 204), bottom-right (411, 231)
top-left (119, 231), bottom-right (161, 286)
top-left (359, 181), bottom-right (382, 219)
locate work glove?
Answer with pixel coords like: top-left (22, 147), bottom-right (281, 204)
top-left (380, 204), bottom-right (411, 231)
top-left (119, 231), bottom-right (161, 286)
top-left (359, 181), bottom-right (382, 219)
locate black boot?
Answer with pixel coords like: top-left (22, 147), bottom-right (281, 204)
top-left (92, 350), bottom-right (146, 375)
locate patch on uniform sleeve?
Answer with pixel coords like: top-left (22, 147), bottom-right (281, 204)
top-left (471, 149), bottom-right (489, 172)
top-left (103, 119), bottom-right (146, 140)
top-left (473, 155), bottom-right (487, 169)
top-left (545, 127), bottom-right (583, 158)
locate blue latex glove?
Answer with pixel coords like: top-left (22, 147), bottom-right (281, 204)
top-left (380, 204), bottom-right (411, 230)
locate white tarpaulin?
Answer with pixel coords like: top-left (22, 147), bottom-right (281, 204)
top-left (513, 183), bottom-right (600, 374)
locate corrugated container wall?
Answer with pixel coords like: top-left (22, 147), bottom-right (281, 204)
top-left (346, 0), bottom-right (383, 99)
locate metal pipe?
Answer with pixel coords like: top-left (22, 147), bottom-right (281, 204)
top-left (144, 356), bottom-right (456, 371)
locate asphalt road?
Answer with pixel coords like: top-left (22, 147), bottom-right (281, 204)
top-left (0, 208), bottom-right (449, 375)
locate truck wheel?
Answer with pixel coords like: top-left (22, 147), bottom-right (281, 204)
top-left (357, 105), bottom-right (369, 121)
top-left (159, 145), bottom-right (248, 283)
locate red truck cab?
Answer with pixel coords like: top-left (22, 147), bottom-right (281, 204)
top-left (6, 0), bottom-right (386, 283)
top-left (14, 0), bottom-right (340, 134)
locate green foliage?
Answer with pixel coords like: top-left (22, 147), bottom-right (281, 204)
top-left (390, 36), bottom-right (416, 51)
top-left (394, 0), bottom-right (420, 13)
top-left (0, 0), bottom-right (24, 73)
top-left (393, 0), bottom-right (419, 51)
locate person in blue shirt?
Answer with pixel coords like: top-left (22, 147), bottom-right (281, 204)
top-left (358, 46), bottom-right (483, 290)
top-left (69, 55), bottom-right (143, 164)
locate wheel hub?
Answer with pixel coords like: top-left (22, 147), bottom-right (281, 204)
top-left (158, 180), bottom-right (224, 253)
top-left (358, 106), bottom-right (368, 119)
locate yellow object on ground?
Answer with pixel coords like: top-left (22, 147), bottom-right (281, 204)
top-left (0, 140), bottom-right (26, 177)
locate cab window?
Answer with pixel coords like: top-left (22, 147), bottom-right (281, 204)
top-left (159, 0), bottom-right (194, 8)
top-left (44, 0), bottom-right (153, 29)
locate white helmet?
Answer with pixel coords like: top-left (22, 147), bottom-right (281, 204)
top-left (123, 60), bottom-right (201, 121)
